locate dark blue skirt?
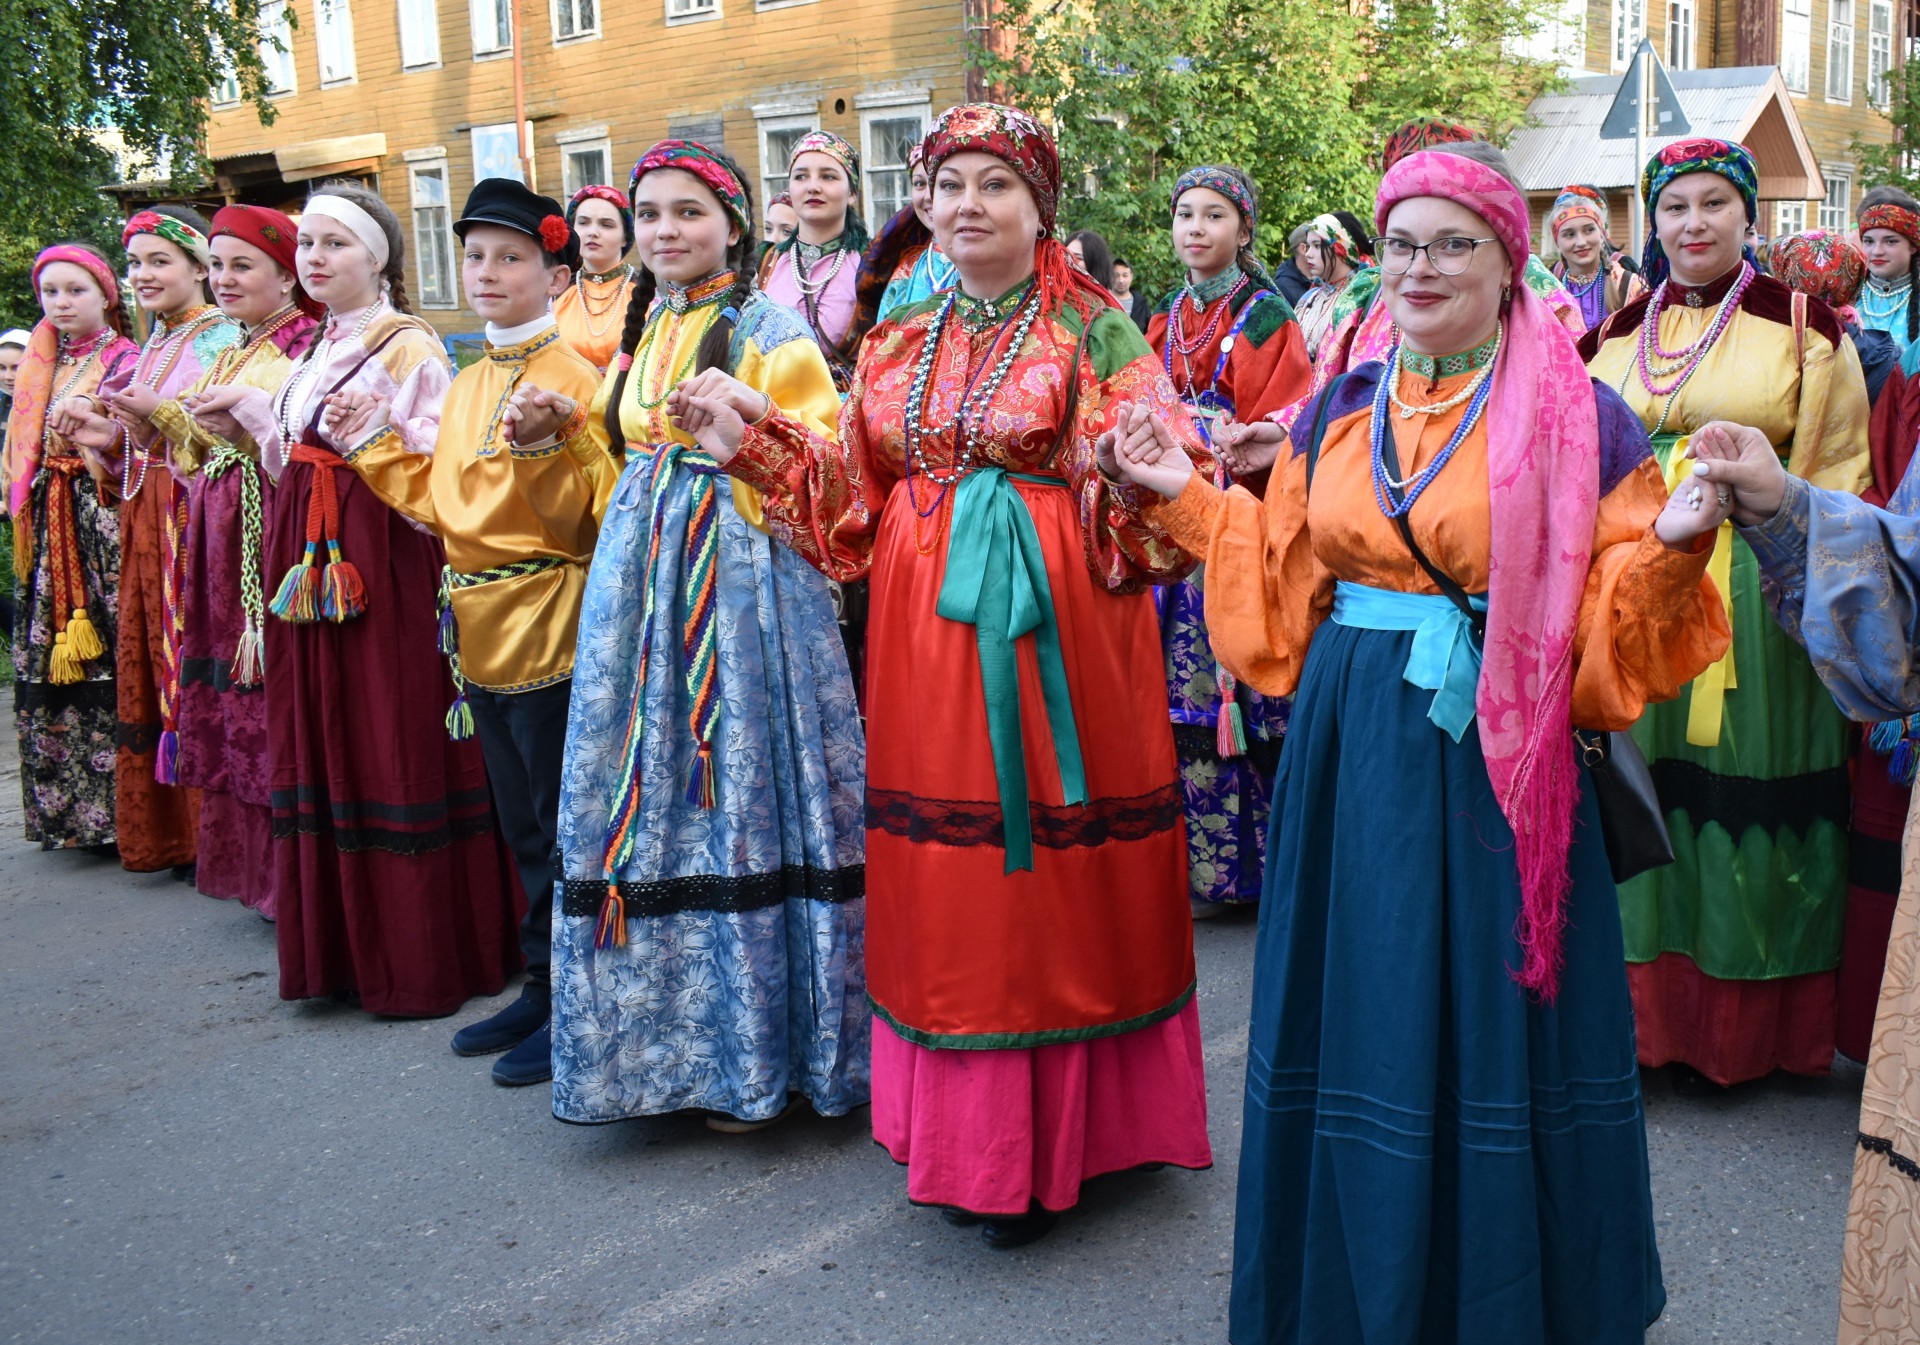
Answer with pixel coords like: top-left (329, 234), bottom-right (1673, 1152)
top-left (1230, 619), bottom-right (1666, 1344)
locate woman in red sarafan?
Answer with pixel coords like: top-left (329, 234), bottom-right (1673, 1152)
top-left (673, 102), bottom-right (1214, 1248)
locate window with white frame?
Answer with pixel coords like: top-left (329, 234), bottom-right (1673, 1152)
top-left (398, 0), bottom-right (441, 67)
top-left (556, 127), bottom-right (612, 196)
top-left (1830, 0), bottom-right (1856, 101)
top-left (666, 0), bottom-right (718, 23)
top-left (860, 106), bottom-right (928, 233)
top-left (408, 158), bottom-right (457, 308)
top-left (1871, 0), bottom-right (1894, 106)
top-left (1783, 0), bottom-right (1812, 92)
top-left (554, 0), bottom-right (597, 39)
top-left (1666, 0), bottom-right (1694, 67)
top-left (470, 0), bottom-right (512, 54)
top-left (756, 111), bottom-right (819, 203)
top-left (1776, 200), bottom-right (1808, 236)
top-left (212, 52), bottom-right (241, 106)
top-left (472, 122), bottom-right (530, 185)
top-left (259, 0), bottom-right (297, 93)
top-left (315, 0), bottom-right (357, 84)
top-left (1820, 171), bottom-right (1853, 229)
top-left (1612, 0), bottom-right (1644, 68)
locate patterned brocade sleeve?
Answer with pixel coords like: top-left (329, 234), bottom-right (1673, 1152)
top-left (1068, 307), bottom-right (1212, 591)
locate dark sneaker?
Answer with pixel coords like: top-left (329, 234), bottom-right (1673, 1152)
top-left (491, 1024), bottom-right (552, 1087)
top-left (451, 985), bottom-right (549, 1057)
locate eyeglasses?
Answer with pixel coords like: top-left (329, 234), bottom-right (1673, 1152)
top-left (1371, 236), bottom-right (1498, 276)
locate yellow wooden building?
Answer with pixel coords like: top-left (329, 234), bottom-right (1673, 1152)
top-left (193, 0), bottom-right (976, 332)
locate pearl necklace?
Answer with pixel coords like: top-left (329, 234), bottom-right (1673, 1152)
top-left (47, 333), bottom-right (112, 450)
top-left (791, 243), bottom-right (849, 300)
top-left (1632, 263), bottom-right (1752, 397)
top-left (121, 306), bottom-right (219, 501)
top-left (902, 283), bottom-right (1043, 489)
top-left (276, 301), bottom-right (385, 447)
top-left (1861, 277), bottom-right (1912, 327)
top-left (573, 266), bottom-right (633, 338)
top-left (1386, 326), bottom-right (1503, 420)
top-left (1370, 340), bottom-right (1496, 516)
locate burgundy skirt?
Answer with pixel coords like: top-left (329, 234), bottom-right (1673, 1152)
top-left (263, 455), bottom-right (523, 1017)
top-left (176, 464), bottom-right (274, 914)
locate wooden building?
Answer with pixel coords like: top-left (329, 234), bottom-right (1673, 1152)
top-left (192, 0), bottom-right (977, 333)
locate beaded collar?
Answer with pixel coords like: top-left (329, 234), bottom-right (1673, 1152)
top-left (1400, 332), bottom-right (1500, 381)
top-left (1665, 264), bottom-right (1744, 310)
top-left (954, 278), bottom-right (1037, 332)
top-left (1185, 264), bottom-right (1244, 308)
top-left (1868, 274), bottom-right (1913, 296)
top-left (796, 233), bottom-right (852, 271)
top-left (663, 270), bottom-right (736, 314)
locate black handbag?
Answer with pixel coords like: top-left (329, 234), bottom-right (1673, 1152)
top-left (1319, 383), bottom-right (1676, 885)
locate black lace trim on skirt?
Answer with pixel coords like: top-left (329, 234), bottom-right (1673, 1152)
top-left (1170, 721), bottom-right (1284, 780)
top-left (1859, 1132), bottom-right (1920, 1183)
top-left (14, 679), bottom-right (117, 717)
top-left (1649, 760), bottom-right (1851, 838)
top-left (559, 863), bottom-right (865, 918)
top-left (182, 656), bottom-right (260, 696)
top-left (269, 784), bottom-right (496, 855)
top-left (864, 781), bottom-right (1182, 850)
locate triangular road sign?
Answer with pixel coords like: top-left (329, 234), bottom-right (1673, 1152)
top-left (1599, 39), bottom-right (1693, 140)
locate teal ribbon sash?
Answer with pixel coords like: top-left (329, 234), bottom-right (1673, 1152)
top-left (1330, 580), bottom-right (1486, 742)
top-left (935, 468), bottom-right (1088, 873)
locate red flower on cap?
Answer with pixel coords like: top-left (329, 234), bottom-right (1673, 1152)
top-left (539, 215), bottom-right (571, 253)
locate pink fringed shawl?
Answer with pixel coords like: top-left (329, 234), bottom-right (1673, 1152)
top-left (1375, 151), bottom-right (1602, 1000)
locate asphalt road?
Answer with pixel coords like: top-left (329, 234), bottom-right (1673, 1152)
top-left (0, 722), bottom-right (1867, 1345)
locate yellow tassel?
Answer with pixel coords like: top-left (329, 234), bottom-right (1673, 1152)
top-left (63, 608), bottom-right (103, 662)
top-left (48, 629), bottom-right (80, 685)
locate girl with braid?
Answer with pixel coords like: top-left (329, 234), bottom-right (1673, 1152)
top-left (546, 141), bottom-right (867, 1132)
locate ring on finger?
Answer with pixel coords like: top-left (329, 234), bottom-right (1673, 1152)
top-left (1715, 488), bottom-right (1731, 507)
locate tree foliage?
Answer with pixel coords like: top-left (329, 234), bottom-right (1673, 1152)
top-left (1853, 65), bottom-right (1920, 198)
top-left (978, 0), bottom-right (1562, 300)
top-left (0, 0), bottom-right (281, 329)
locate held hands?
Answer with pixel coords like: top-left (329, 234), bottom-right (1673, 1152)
top-left (108, 384), bottom-right (161, 431)
top-left (501, 384), bottom-right (577, 447)
top-left (1100, 403), bottom-right (1193, 500)
top-left (181, 384), bottom-right (247, 442)
top-left (1217, 419), bottom-right (1285, 478)
top-left (667, 370), bottom-right (770, 466)
top-left (321, 390), bottom-right (391, 445)
top-left (50, 396), bottom-right (120, 452)
top-left (1685, 421), bottom-right (1789, 527)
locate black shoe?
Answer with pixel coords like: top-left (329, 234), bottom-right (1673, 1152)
top-left (172, 862), bottom-right (197, 885)
top-left (491, 1024), bottom-right (552, 1087)
top-left (452, 984), bottom-right (549, 1057)
top-left (940, 1208), bottom-right (988, 1228)
top-left (980, 1202), bottom-right (1059, 1250)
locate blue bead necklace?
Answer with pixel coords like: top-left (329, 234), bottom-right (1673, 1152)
top-left (1369, 341), bottom-right (1497, 520)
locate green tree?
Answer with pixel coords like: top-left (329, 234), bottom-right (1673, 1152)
top-left (1852, 65), bottom-right (1920, 197)
top-left (0, 0), bottom-right (281, 329)
top-left (977, 0), bottom-right (1560, 303)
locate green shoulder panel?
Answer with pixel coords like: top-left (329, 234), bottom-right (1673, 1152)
top-left (1054, 303), bottom-right (1154, 383)
top-left (1239, 292), bottom-right (1296, 349)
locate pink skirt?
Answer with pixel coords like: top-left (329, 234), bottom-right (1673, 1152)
top-left (871, 999), bottom-right (1213, 1215)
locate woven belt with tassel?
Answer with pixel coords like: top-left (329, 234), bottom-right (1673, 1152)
top-left (593, 443), bottom-right (727, 951)
top-left (270, 442), bottom-right (367, 624)
top-left (435, 556), bottom-right (568, 740)
top-left (154, 479), bottom-right (189, 782)
top-left (41, 455), bottom-right (107, 684)
top-left (200, 442), bottom-right (270, 689)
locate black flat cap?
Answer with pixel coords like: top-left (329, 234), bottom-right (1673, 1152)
top-left (455, 177), bottom-right (582, 271)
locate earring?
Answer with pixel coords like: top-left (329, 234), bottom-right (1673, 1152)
top-left (1501, 284), bottom-right (1512, 302)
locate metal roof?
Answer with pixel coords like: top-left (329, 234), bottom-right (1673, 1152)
top-left (1507, 65), bottom-right (1823, 200)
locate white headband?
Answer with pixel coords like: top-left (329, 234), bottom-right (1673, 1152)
top-left (304, 194), bottom-right (391, 269)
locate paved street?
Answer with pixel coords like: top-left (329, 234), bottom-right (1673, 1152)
top-left (0, 717), bottom-right (1867, 1344)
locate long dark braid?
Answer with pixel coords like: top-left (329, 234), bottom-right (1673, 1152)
top-left (603, 150), bottom-right (758, 454)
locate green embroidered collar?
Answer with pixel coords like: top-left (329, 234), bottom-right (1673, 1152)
top-left (954, 277), bottom-right (1037, 331)
top-left (1185, 264), bottom-right (1244, 308)
top-left (1400, 331), bottom-right (1500, 380)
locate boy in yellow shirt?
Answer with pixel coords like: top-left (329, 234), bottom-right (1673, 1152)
top-left (343, 178), bottom-right (616, 1085)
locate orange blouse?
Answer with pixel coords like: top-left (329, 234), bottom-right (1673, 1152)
top-left (1147, 364), bottom-right (1731, 731)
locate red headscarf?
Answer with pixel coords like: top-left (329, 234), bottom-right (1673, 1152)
top-left (919, 102), bottom-right (1116, 322)
top-left (210, 204), bottom-right (322, 319)
top-left (1860, 202), bottom-right (1920, 251)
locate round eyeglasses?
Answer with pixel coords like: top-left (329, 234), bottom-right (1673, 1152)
top-left (1371, 236), bottom-right (1498, 276)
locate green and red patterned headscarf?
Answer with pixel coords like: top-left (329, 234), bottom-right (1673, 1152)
top-left (628, 139), bottom-right (754, 238)
top-left (1638, 137), bottom-right (1759, 285)
top-left (920, 102), bottom-right (1116, 321)
top-left (1380, 118), bottom-right (1476, 172)
top-left (122, 208), bottom-right (211, 266)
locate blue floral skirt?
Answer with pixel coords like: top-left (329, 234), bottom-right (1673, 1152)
top-left (1230, 619), bottom-right (1665, 1343)
top-left (551, 462), bottom-right (869, 1124)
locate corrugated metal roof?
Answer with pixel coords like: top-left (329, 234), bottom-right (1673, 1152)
top-left (1507, 66), bottom-right (1812, 196)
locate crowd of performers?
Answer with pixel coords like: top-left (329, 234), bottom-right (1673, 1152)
top-left (8, 100), bottom-right (1920, 1340)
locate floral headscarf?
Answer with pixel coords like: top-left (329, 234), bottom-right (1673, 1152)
top-left (122, 209), bottom-right (211, 266)
top-left (567, 183), bottom-right (635, 252)
top-left (1771, 229), bottom-right (1867, 309)
top-left (1638, 137), bottom-right (1759, 285)
top-left (1547, 184), bottom-right (1608, 243)
top-left (788, 130), bottom-right (861, 188)
top-left (1309, 212), bottom-right (1359, 265)
top-left (1859, 202), bottom-right (1920, 251)
top-left (1380, 118), bottom-right (1476, 173)
top-left (628, 139), bottom-right (753, 238)
top-left (1171, 165), bottom-right (1257, 231)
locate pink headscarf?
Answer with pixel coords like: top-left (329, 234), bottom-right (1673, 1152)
top-left (1375, 150), bottom-right (1601, 1001)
